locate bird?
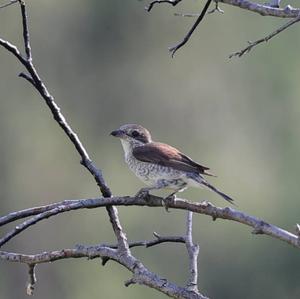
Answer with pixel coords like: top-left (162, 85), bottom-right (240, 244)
top-left (110, 124), bottom-right (234, 205)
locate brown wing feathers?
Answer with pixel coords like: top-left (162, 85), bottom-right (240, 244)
top-left (132, 142), bottom-right (215, 176)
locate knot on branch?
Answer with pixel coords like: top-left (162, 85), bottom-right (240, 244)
top-left (252, 221), bottom-right (268, 234)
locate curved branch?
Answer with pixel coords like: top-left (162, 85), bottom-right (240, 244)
top-left (0, 245), bottom-right (208, 299)
top-left (1, 195), bottom-right (299, 249)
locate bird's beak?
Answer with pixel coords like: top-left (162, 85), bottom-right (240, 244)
top-left (110, 129), bottom-right (126, 138)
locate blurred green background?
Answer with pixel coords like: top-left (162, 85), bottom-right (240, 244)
top-left (0, 0), bottom-right (300, 298)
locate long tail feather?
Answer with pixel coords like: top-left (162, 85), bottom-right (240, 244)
top-left (201, 181), bottom-right (235, 205)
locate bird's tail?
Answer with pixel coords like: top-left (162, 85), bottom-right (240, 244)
top-left (201, 180), bottom-right (235, 205)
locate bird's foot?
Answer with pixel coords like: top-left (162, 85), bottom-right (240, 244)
top-left (264, 0), bottom-right (280, 7)
top-left (162, 194), bottom-right (176, 213)
top-left (135, 188), bottom-right (151, 200)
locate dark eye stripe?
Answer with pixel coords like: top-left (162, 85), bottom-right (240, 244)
top-left (131, 130), bottom-right (140, 137)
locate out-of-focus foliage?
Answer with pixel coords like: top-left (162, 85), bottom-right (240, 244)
top-left (1, 0), bottom-right (300, 298)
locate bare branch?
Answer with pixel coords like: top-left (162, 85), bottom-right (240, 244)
top-left (0, 38), bottom-right (26, 64)
top-left (169, 0), bottom-right (212, 57)
top-left (146, 0), bottom-right (182, 12)
top-left (1, 195), bottom-right (300, 250)
top-left (174, 13), bottom-right (200, 17)
top-left (185, 212), bottom-right (199, 293)
top-left (103, 234), bottom-right (186, 249)
top-left (0, 245), bottom-right (208, 299)
top-left (149, 0), bottom-right (300, 55)
top-left (220, 0), bottom-right (299, 18)
top-left (19, 0), bottom-right (32, 61)
top-left (0, 0), bottom-right (17, 10)
top-left (19, 71), bottom-right (35, 86)
top-left (0, 200), bottom-right (78, 226)
top-left (26, 264), bottom-right (36, 296)
top-left (0, 0), bottom-right (129, 254)
top-left (229, 14), bottom-right (300, 58)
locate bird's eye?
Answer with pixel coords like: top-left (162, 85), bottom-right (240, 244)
top-left (131, 130), bottom-right (140, 138)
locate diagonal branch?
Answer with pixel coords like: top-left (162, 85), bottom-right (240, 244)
top-left (0, 0), bottom-right (129, 254)
top-left (169, 0), bottom-right (212, 57)
top-left (0, 38), bottom-right (26, 64)
top-left (0, 0), bottom-right (18, 10)
top-left (229, 14), bottom-right (300, 58)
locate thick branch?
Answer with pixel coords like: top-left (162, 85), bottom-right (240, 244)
top-left (1, 195), bottom-right (299, 250)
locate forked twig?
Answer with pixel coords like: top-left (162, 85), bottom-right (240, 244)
top-left (230, 14), bottom-right (300, 58)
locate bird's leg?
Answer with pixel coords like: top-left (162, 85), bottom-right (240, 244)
top-left (163, 186), bottom-right (187, 212)
top-left (135, 187), bottom-right (157, 200)
top-left (135, 180), bottom-right (170, 200)
top-left (135, 180), bottom-right (171, 203)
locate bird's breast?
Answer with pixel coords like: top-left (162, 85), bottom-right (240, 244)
top-left (125, 154), bottom-right (185, 186)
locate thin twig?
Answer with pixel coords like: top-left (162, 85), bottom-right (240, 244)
top-left (0, 38), bottom-right (26, 64)
top-left (229, 14), bottom-right (300, 58)
top-left (19, 0), bottom-right (32, 60)
top-left (26, 264), bottom-right (36, 296)
top-left (0, 0), bottom-right (17, 10)
top-left (19, 71), bottom-right (35, 86)
top-left (169, 0), bottom-right (212, 57)
top-left (174, 12), bottom-right (200, 17)
top-left (146, 0), bottom-right (182, 12)
top-left (185, 212), bottom-right (199, 293)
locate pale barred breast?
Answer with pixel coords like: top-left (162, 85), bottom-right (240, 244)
top-left (125, 153), bottom-right (184, 182)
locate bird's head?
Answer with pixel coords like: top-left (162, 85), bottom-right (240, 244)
top-left (110, 124), bottom-right (152, 149)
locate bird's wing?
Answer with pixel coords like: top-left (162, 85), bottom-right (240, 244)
top-left (132, 142), bottom-right (215, 176)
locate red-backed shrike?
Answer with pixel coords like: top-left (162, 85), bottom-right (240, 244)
top-left (111, 124), bottom-right (234, 205)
